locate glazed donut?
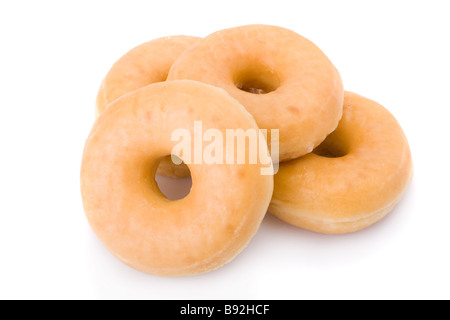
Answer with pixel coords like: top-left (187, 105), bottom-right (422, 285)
top-left (168, 24), bottom-right (344, 161)
top-left (270, 92), bottom-right (413, 234)
top-left (96, 35), bottom-right (199, 178)
top-left (81, 80), bottom-right (274, 276)
top-left (96, 35), bottom-right (199, 116)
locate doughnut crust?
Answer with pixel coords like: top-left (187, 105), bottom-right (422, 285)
top-left (81, 80), bottom-right (274, 276)
top-left (168, 25), bottom-right (344, 161)
top-left (270, 92), bottom-right (413, 234)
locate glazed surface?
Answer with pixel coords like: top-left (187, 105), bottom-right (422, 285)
top-left (270, 91), bottom-right (413, 234)
top-left (82, 81), bottom-right (274, 276)
top-left (168, 24), bottom-right (344, 161)
top-left (96, 35), bottom-right (200, 117)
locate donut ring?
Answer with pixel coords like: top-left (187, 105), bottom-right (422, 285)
top-left (270, 92), bottom-right (413, 234)
top-left (168, 24), bottom-right (344, 161)
top-left (96, 35), bottom-right (199, 116)
top-left (81, 80), bottom-right (274, 276)
top-left (96, 35), bottom-right (199, 178)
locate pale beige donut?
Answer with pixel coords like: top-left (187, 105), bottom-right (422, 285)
top-left (96, 36), bottom-right (199, 178)
top-left (168, 24), bottom-right (344, 162)
top-left (96, 35), bottom-right (200, 116)
top-left (81, 80), bottom-right (274, 276)
top-left (270, 92), bottom-right (413, 234)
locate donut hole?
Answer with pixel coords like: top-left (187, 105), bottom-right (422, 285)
top-left (313, 132), bottom-right (349, 158)
top-left (234, 64), bottom-right (280, 94)
top-left (155, 155), bottom-right (192, 201)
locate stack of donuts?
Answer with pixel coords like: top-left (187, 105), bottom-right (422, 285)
top-left (81, 25), bottom-right (412, 276)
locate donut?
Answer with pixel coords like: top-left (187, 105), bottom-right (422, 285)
top-left (81, 80), bottom-right (274, 276)
top-left (167, 24), bottom-right (344, 162)
top-left (269, 91), bottom-right (413, 234)
top-left (96, 35), bottom-right (199, 178)
top-left (96, 35), bottom-right (199, 116)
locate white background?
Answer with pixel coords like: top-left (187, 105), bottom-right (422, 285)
top-left (1, 0), bottom-right (449, 300)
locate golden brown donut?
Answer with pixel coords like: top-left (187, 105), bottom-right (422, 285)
top-left (95, 35), bottom-right (199, 177)
top-left (96, 35), bottom-right (199, 116)
top-left (270, 92), bottom-right (413, 234)
top-left (81, 80), bottom-right (274, 276)
top-left (168, 24), bottom-right (344, 162)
